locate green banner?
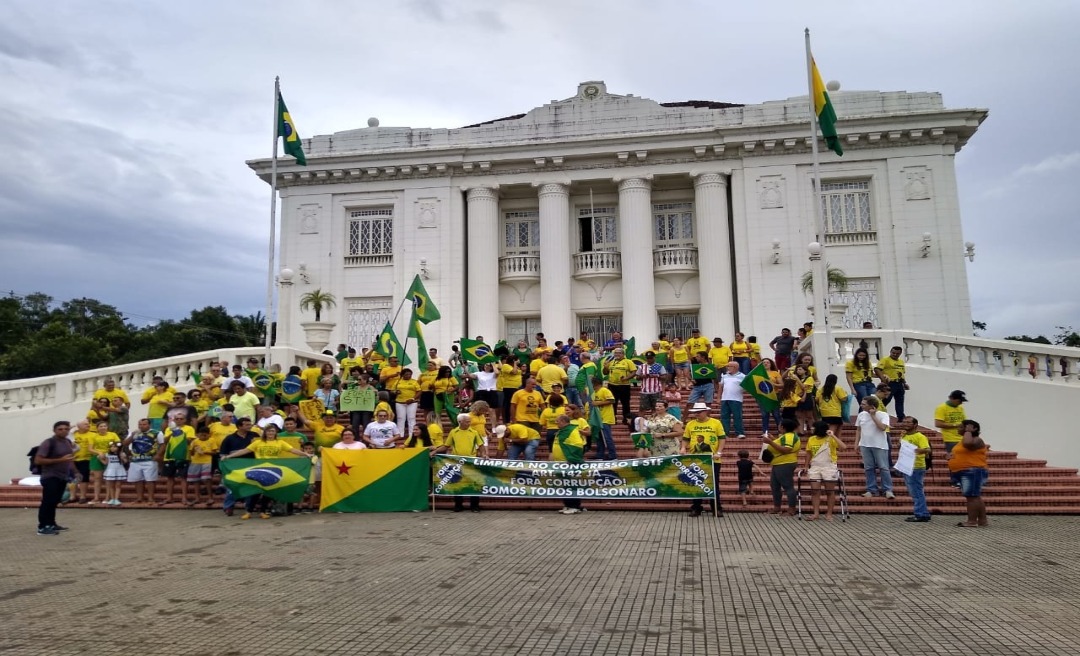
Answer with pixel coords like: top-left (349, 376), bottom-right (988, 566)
top-left (432, 454), bottom-right (715, 500)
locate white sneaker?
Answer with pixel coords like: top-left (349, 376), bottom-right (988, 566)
top-left (560, 508), bottom-right (582, 515)
top-left (884, 491), bottom-right (896, 499)
top-left (861, 491), bottom-right (874, 498)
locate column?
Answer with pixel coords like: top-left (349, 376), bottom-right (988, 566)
top-left (615, 176), bottom-right (658, 342)
top-left (535, 182), bottom-right (573, 342)
top-left (693, 172), bottom-right (735, 339)
top-left (276, 271), bottom-right (294, 350)
top-left (465, 186), bottom-right (500, 341)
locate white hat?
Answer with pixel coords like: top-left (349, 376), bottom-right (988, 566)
top-left (690, 402), bottom-right (710, 412)
top-left (493, 425), bottom-right (507, 436)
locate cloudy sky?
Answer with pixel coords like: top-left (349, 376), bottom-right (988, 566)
top-left (1, 0), bottom-right (1076, 339)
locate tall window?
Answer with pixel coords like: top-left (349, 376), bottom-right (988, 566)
top-left (506, 317), bottom-right (542, 346)
top-left (346, 208), bottom-right (393, 265)
top-left (577, 207), bottom-right (618, 252)
top-left (658, 312), bottom-right (700, 341)
top-left (579, 315), bottom-right (622, 340)
top-left (820, 181), bottom-right (874, 243)
top-left (502, 210), bottom-right (540, 256)
top-left (653, 202), bottom-right (695, 248)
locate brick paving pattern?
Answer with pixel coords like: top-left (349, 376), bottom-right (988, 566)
top-left (1, 508), bottom-right (1078, 655)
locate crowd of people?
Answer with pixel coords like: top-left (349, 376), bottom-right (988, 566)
top-left (30, 326), bottom-right (990, 533)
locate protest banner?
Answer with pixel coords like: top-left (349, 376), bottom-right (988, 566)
top-left (340, 386), bottom-right (377, 412)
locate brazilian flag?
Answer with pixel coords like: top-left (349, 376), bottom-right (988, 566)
top-left (375, 322), bottom-right (411, 365)
top-left (252, 370), bottom-right (275, 397)
top-left (691, 363), bottom-right (716, 381)
top-left (741, 362), bottom-right (779, 411)
top-left (460, 338), bottom-right (497, 365)
top-left (555, 425), bottom-right (585, 464)
top-left (410, 313), bottom-right (429, 370)
top-left (277, 91), bottom-right (307, 165)
top-left (280, 375), bottom-right (304, 404)
top-left (164, 428), bottom-right (189, 461)
top-left (221, 458), bottom-right (311, 503)
top-left (406, 275), bottom-right (440, 324)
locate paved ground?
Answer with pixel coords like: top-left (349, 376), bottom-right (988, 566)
top-left (1, 508), bottom-right (1078, 656)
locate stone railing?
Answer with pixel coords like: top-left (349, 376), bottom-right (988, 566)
top-left (572, 250), bottom-right (622, 277)
top-left (652, 246), bottom-right (698, 273)
top-left (832, 329), bottom-right (1080, 383)
top-left (824, 231), bottom-right (877, 246)
top-left (0, 346), bottom-right (334, 413)
top-left (498, 254), bottom-right (541, 279)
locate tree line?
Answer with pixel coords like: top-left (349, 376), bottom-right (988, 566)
top-left (0, 293), bottom-right (268, 381)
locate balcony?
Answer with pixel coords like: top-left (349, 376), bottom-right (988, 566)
top-left (652, 246), bottom-right (698, 298)
top-left (573, 250), bottom-right (621, 300)
top-left (498, 254), bottom-right (541, 301)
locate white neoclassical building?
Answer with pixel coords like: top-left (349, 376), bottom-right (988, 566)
top-left (248, 81), bottom-right (986, 353)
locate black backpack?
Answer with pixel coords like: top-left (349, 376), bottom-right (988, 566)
top-left (27, 446), bottom-right (41, 475)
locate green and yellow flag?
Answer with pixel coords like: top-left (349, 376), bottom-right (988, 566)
top-left (220, 458), bottom-right (311, 503)
top-left (409, 313), bottom-right (428, 371)
top-left (320, 448), bottom-right (429, 512)
top-left (741, 362), bottom-right (779, 412)
top-left (810, 56), bottom-right (843, 156)
top-left (277, 92), bottom-right (307, 165)
top-left (691, 363), bottom-right (716, 381)
top-left (459, 338), bottom-right (497, 365)
top-left (375, 322), bottom-right (411, 365)
top-left (406, 275), bottom-right (440, 324)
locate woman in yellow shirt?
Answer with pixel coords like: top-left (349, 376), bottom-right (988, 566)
top-left (788, 364), bottom-right (817, 435)
top-left (432, 366), bottom-right (460, 428)
top-left (418, 361), bottom-right (439, 415)
top-left (668, 338), bottom-right (692, 390)
top-left (497, 357), bottom-right (524, 424)
top-left (845, 347), bottom-right (875, 403)
top-left (539, 394), bottom-right (567, 452)
top-left (815, 374), bottom-right (849, 428)
top-left (88, 420), bottom-right (120, 504)
top-left (778, 376), bottom-right (803, 427)
top-left (730, 332), bottom-right (752, 374)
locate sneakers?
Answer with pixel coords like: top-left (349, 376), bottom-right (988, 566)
top-left (905, 516), bottom-right (931, 523)
top-left (559, 508), bottom-right (582, 515)
top-left (736, 435), bottom-right (746, 439)
top-left (224, 507), bottom-right (234, 517)
top-left (52, 524), bottom-right (69, 531)
top-left (861, 491), bottom-right (874, 498)
top-left (37, 526), bottom-right (58, 536)
top-left (689, 508), bottom-right (702, 517)
top-left (241, 513), bottom-right (252, 520)
top-left (259, 513), bottom-right (272, 520)
top-left (884, 491), bottom-right (896, 499)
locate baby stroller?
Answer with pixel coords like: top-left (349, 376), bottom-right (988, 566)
top-left (795, 469), bottom-right (849, 522)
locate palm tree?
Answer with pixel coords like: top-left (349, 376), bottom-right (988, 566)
top-left (234, 312), bottom-right (266, 346)
top-left (299, 289), bottom-right (337, 322)
top-left (801, 265), bottom-right (849, 294)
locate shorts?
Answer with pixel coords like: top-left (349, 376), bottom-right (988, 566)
top-left (957, 468), bottom-right (988, 497)
top-left (674, 362), bottom-right (690, 372)
top-left (149, 418), bottom-right (164, 432)
top-left (89, 457), bottom-right (105, 472)
top-left (796, 396), bottom-right (815, 412)
top-left (738, 479), bottom-right (753, 494)
top-left (162, 460), bottom-right (190, 479)
top-left (126, 460), bottom-right (159, 483)
top-left (821, 415), bottom-right (843, 427)
top-left (74, 460), bottom-right (90, 482)
top-left (186, 462), bottom-right (213, 483)
top-left (807, 463), bottom-right (839, 482)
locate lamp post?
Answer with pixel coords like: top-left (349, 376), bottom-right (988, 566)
top-left (807, 242), bottom-right (836, 374)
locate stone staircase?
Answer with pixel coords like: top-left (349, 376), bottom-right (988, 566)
top-left (4, 388), bottom-right (1080, 515)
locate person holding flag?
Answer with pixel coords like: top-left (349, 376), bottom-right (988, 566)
top-left (552, 414), bottom-right (587, 515)
top-left (742, 361), bottom-right (781, 436)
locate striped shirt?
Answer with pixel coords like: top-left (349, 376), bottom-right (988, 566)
top-left (637, 363), bottom-right (664, 394)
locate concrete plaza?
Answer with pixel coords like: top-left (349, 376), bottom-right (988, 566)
top-left (1, 507), bottom-right (1077, 656)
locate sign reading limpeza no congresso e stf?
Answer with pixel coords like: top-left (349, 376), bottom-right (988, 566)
top-left (432, 454), bottom-right (716, 499)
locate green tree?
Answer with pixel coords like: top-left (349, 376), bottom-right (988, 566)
top-left (234, 312), bottom-right (266, 346)
top-left (299, 289), bottom-right (337, 322)
top-left (972, 320), bottom-right (987, 336)
top-left (0, 321), bottom-right (116, 379)
top-left (1054, 325), bottom-right (1080, 348)
top-left (800, 265), bottom-right (849, 294)
top-left (1004, 335), bottom-right (1052, 345)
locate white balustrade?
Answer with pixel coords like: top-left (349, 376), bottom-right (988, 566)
top-left (498, 254), bottom-right (541, 278)
top-left (573, 251), bottom-right (622, 277)
top-left (651, 247), bottom-right (699, 272)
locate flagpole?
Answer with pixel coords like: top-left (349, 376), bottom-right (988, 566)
top-left (804, 29), bottom-right (837, 374)
top-left (263, 76), bottom-right (280, 366)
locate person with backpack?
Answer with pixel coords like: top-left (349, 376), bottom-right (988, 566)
top-left (898, 416), bottom-right (932, 522)
top-left (34, 421), bottom-right (75, 536)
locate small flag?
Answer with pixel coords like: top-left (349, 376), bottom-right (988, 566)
top-left (189, 371), bottom-right (202, 384)
top-left (277, 91), bottom-right (307, 165)
top-left (810, 56), bottom-right (843, 156)
top-left (409, 313), bottom-right (429, 371)
top-left (459, 338), bottom-right (497, 364)
top-left (741, 362), bottom-right (780, 412)
top-left (375, 322), bottom-right (411, 365)
top-left (691, 363), bottom-right (716, 381)
top-left (252, 370), bottom-right (275, 396)
top-left (623, 337), bottom-right (637, 359)
top-left (554, 425), bottom-right (585, 464)
top-left (320, 448), bottom-right (429, 512)
top-left (406, 275), bottom-right (440, 324)
top-left (221, 458), bottom-right (311, 503)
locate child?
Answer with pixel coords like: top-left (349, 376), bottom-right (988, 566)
top-left (631, 413), bottom-right (653, 458)
top-left (187, 426), bottom-right (217, 507)
top-left (101, 442), bottom-right (127, 506)
top-left (663, 383), bottom-right (682, 420)
top-left (735, 449), bottom-right (766, 506)
top-left (300, 442), bottom-right (320, 513)
top-left (802, 421), bottom-right (845, 521)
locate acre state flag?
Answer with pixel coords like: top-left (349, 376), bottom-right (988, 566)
top-left (320, 448), bottom-right (429, 512)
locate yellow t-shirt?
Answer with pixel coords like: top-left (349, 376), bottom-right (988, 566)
top-left (815, 386), bottom-right (848, 418)
top-left (730, 341), bottom-right (751, 358)
top-left (805, 435), bottom-right (839, 463)
top-left (768, 432), bottom-right (801, 466)
top-left (141, 385), bottom-right (175, 403)
top-left (592, 387), bottom-right (616, 425)
top-left (209, 422), bottom-right (236, 446)
top-left (91, 431), bottom-right (121, 455)
top-left (551, 428), bottom-right (586, 461)
top-left (750, 344), bottom-right (762, 361)
top-left (708, 346), bottom-right (732, 367)
top-left (340, 357), bottom-right (364, 375)
top-left (511, 389), bottom-right (545, 423)
top-left (876, 356), bottom-right (906, 381)
top-left (427, 423), bottom-right (445, 449)
top-left (469, 412), bottom-right (488, 435)
top-left (188, 398), bottom-right (211, 416)
top-left (607, 359), bottom-right (636, 385)
top-left (313, 423), bottom-right (345, 450)
top-left (671, 347), bottom-right (690, 364)
top-left (779, 385), bottom-right (803, 408)
top-left (683, 418), bottom-right (725, 458)
top-left (300, 367), bottom-right (323, 396)
top-left (380, 365), bottom-right (403, 391)
top-left (419, 369), bottom-right (438, 391)
top-left (934, 403), bottom-right (966, 444)
top-left (497, 364), bottom-right (522, 390)
top-left (93, 388), bottom-right (130, 405)
top-left (445, 427), bottom-right (484, 456)
top-left (686, 337), bottom-right (710, 355)
top-left (540, 407), bottom-right (567, 430)
top-left (147, 391), bottom-right (174, 419)
top-left (249, 439), bottom-right (297, 459)
top-left (432, 377), bottom-right (458, 395)
top-left (72, 430), bottom-right (94, 461)
top-left (394, 379), bottom-right (422, 403)
top-left (901, 431), bottom-right (931, 470)
top-left (87, 408), bottom-right (110, 426)
top-left (845, 359), bottom-right (872, 384)
top-left (536, 364), bottom-right (568, 392)
top-left (529, 358), bottom-right (545, 376)
top-left (506, 424), bottom-right (541, 443)
top-left (189, 437), bottom-right (216, 465)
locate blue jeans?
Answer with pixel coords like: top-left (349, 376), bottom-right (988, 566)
top-left (860, 446), bottom-right (893, 493)
top-left (507, 440), bottom-right (539, 461)
top-left (885, 382), bottom-right (906, 420)
top-left (853, 381), bottom-right (875, 404)
top-left (735, 357), bottom-right (751, 374)
top-left (688, 383), bottom-right (714, 405)
top-left (595, 424), bottom-right (617, 460)
top-left (904, 469), bottom-right (929, 518)
top-left (720, 401), bottom-right (744, 436)
top-left (758, 401), bottom-right (780, 434)
top-left (566, 388), bottom-right (581, 407)
top-left (223, 488), bottom-right (236, 512)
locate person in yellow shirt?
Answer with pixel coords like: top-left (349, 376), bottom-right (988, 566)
top-left (405, 417), bottom-right (446, 453)
top-left (70, 420), bottom-right (94, 503)
top-left (340, 348), bottom-right (364, 377)
top-left (590, 382), bottom-right (618, 460)
top-left (748, 337), bottom-right (762, 367)
top-left (686, 329), bottom-right (710, 359)
top-left (552, 414), bottom-right (587, 514)
top-left (394, 368), bottom-right (422, 437)
top-left (681, 402), bottom-right (725, 517)
top-left (446, 414), bottom-right (486, 512)
top-left (418, 361), bottom-right (439, 416)
top-left (93, 378), bottom-right (130, 409)
top-left (186, 425), bottom-right (220, 507)
top-left (815, 375), bottom-right (849, 428)
top-left (88, 420), bottom-right (120, 504)
top-left (301, 412), bottom-right (346, 451)
top-left (874, 345), bottom-right (910, 420)
top-left (802, 421), bottom-right (845, 521)
top-left (898, 416), bottom-right (932, 522)
top-left (431, 366), bottom-right (460, 427)
top-left (708, 338), bottom-right (732, 368)
top-left (510, 378), bottom-right (545, 432)
top-left (846, 347), bottom-right (875, 403)
top-left (498, 422), bottom-right (540, 461)
top-left (668, 338), bottom-right (692, 390)
top-left (497, 357), bottom-right (523, 424)
top-left (778, 376), bottom-right (803, 430)
top-left (934, 390), bottom-right (967, 453)
top-left (788, 364), bottom-right (817, 435)
top-left (300, 359), bottom-right (323, 397)
top-left (603, 348), bottom-right (636, 423)
top-left (379, 356), bottom-right (404, 399)
top-left (536, 357), bottom-right (568, 394)
top-left (221, 424), bottom-right (306, 519)
top-left (764, 418), bottom-right (801, 515)
top-left (539, 395), bottom-right (567, 451)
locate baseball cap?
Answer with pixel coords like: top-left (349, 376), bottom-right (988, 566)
top-left (948, 390), bottom-right (968, 402)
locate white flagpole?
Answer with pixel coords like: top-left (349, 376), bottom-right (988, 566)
top-left (804, 29), bottom-right (837, 373)
top-left (264, 77), bottom-right (280, 366)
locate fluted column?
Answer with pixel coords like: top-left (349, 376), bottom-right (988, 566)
top-left (466, 186), bottom-right (500, 340)
top-left (693, 171), bottom-right (734, 338)
top-left (615, 176), bottom-right (657, 342)
top-left (535, 181), bottom-right (573, 341)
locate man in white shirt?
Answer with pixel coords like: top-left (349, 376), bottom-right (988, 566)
top-left (718, 361), bottom-right (746, 439)
top-left (362, 409), bottom-right (401, 449)
top-left (220, 365), bottom-right (254, 392)
top-left (255, 405), bottom-right (284, 432)
top-left (855, 395), bottom-right (894, 498)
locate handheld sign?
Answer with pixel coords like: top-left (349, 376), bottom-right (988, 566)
top-left (340, 386), bottom-right (377, 412)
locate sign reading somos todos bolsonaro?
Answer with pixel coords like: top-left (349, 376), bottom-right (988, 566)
top-left (433, 454), bottom-right (716, 499)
